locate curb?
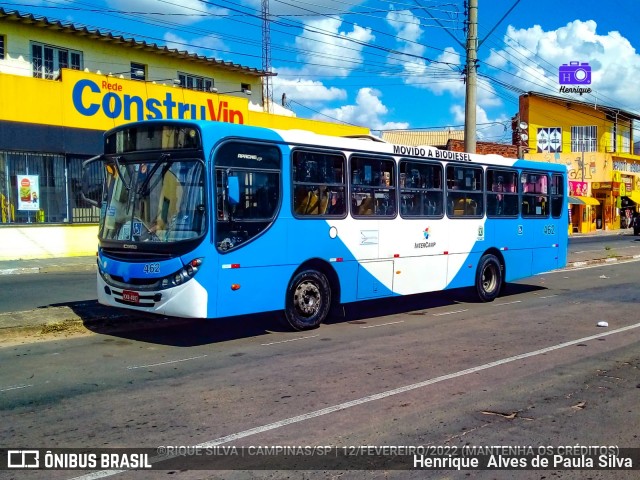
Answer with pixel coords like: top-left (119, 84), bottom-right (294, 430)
top-left (566, 254), bottom-right (640, 269)
top-left (0, 264), bottom-right (96, 275)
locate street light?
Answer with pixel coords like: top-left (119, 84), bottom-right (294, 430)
top-left (107, 69), bottom-right (144, 78)
top-left (145, 78), bottom-right (181, 86)
top-left (209, 87), bottom-right (252, 95)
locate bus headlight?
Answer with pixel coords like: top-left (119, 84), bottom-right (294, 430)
top-left (99, 258), bottom-right (203, 291)
top-left (162, 258), bottom-right (203, 289)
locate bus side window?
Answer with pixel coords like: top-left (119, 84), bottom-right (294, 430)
top-left (292, 150), bottom-right (345, 217)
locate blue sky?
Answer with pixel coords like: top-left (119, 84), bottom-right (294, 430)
top-left (7, 1), bottom-right (640, 140)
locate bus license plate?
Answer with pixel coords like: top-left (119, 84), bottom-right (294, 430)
top-left (122, 290), bottom-right (139, 304)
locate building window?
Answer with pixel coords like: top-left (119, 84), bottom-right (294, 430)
top-left (31, 42), bottom-right (82, 79)
top-left (620, 126), bottom-right (631, 154)
top-left (241, 83), bottom-right (251, 94)
top-left (0, 35), bottom-right (5, 60)
top-left (0, 151), bottom-right (100, 224)
top-left (130, 62), bottom-right (146, 81)
top-left (571, 125), bottom-right (597, 152)
top-left (178, 72), bottom-right (214, 92)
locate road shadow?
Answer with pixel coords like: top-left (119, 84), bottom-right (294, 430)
top-left (66, 282), bottom-right (547, 347)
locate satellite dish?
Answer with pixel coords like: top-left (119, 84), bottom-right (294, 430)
top-left (519, 121), bottom-right (528, 130)
top-left (520, 133), bottom-right (529, 141)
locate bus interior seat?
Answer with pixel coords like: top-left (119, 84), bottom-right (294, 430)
top-left (318, 192), bottom-right (329, 214)
top-left (358, 196), bottom-right (374, 215)
top-left (295, 190), bottom-right (312, 214)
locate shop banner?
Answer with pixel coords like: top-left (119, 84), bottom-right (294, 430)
top-left (569, 181), bottom-right (587, 196)
top-left (17, 175), bottom-right (40, 211)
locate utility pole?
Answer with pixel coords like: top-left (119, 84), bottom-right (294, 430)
top-left (464, 0), bottom-right (478, 153)
top-left (261, 0), bottom-right (272, 113)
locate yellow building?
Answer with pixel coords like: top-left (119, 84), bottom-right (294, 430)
top-left (519, 92), bottom-right (640, 233)
top-left (0, 8), bottom-right (368, 260)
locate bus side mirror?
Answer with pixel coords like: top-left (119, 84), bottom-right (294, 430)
top-left (228, 176), bottom-right (240, 206)
top-left (81, 155), bottom-right (103, 208)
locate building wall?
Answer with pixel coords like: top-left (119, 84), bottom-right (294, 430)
top-left (447, 139), bottom-right (518, 158)
top-left (520, 94), bottom-right (640, 232)
top-left (0, 19), bottom-right (261, 103)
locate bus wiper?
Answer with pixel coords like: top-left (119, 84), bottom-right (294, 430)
top-left (113, 155), bottom-right (131, 191)
top-left (137, 153), bottom-right (171, 196)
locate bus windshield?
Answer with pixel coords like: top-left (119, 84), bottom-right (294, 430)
top-left (100, 157), bottom-right (206, 244)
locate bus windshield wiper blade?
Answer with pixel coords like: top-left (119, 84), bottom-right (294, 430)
top-left (137, 153), bottom-right (171, 196)
top-left (113, 155), bottom-right (131, 191)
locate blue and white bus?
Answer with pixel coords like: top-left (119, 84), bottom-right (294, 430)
top-left (83, 120), bottom-right (568, 330)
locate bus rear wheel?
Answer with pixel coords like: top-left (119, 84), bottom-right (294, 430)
top-left (285, 270), bottom-right (331, 331)
top-left (475, 254), bottom-right (502, 302)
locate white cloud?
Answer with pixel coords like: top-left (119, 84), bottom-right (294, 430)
top-left (486, 20), bottom-right (640, 107)
top-left (312, 88), bottom-right (409, 130)
top-left (293, 17), bottom-right (374, 78)
top-left (272, 72), bottom-right (347, 107)
top-left (451, 104), bottom-right (510, 142)
top-left (241, 0), bottom-right (365, 17)
top-left (107, 0), bottom-right (224, 25)
top-left (163, 32), bottom-right (226, 57)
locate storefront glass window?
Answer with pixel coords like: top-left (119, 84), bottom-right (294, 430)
top-left (0, 151), bottom-right (101, 224)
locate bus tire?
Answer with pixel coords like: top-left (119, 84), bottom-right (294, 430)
top-left (475, 254), bottom-right (502, 302)
top-left (285, 270), bottom-right (331, 331)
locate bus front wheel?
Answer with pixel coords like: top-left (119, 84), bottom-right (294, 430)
top-left (475, 254), bottom-right (502, 302)
top-left (285, 270), bottom-right (331, 331)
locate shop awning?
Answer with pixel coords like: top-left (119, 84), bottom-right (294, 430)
top-left (569, 196), bottom-right (600, 206)
top-left (625, 190), bottom-right (640, 205)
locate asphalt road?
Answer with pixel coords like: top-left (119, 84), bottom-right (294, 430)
top-left (0, 271), bottom-right (97, 314)
top-left (1, 260), bottom-right (639, 479)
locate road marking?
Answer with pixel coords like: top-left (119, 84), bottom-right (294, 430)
top-left (361, 320), bottom-right (404, 329)
top-left (261, 335), bottom-right (319, 346)
top-left (538, 295), bottom-right (558, 299)
top-left (70, 321), bottom-right (640, 480)
top-left (0, 384), bottom-right (33, 393)
top-left (126, 354), bottom-right (207, 370)
top-left (494, 300), bottom-right (522, 306)
top-left (432, 309), bottom-right (468, 316)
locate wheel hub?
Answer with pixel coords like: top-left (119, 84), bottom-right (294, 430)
top-left (294, 281), bottom-right (320, 316)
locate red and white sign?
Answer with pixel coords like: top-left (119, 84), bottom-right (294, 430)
top-left (17, 175), bottom-right (40, 211)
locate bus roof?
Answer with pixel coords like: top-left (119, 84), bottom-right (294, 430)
top-left (110, 120), bottom-right (567, 173)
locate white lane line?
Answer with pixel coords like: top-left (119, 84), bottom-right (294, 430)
top-left (539, 295), bottom-right (558, 299)
top-left (361, 320), bottom-right (404, 329)
top-left (70, 321), bottom-right (640, 480)
top-left (494, 300), bottom-right (522, 306)
top-left (261, 335), bottom-right (319, 346)
top-left (126, 354), bottom-right (207, 370)
top-left (432, 309), bottom-right (468, 316)
top-left (0, 384), bottom-right (34, 393)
